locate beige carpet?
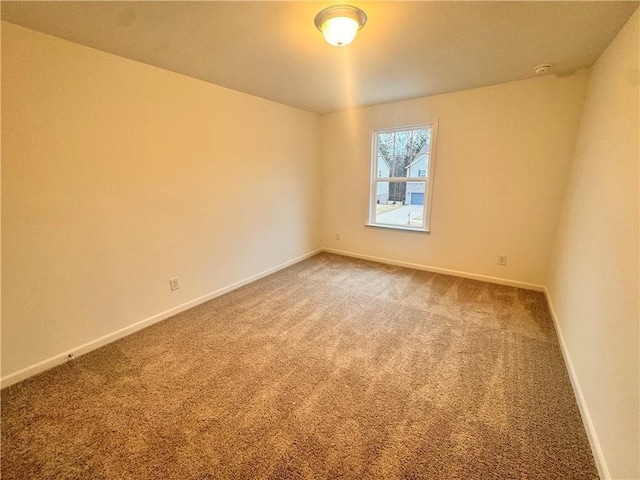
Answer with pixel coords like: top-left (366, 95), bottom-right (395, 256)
top-left (1, 253), bottom-right (598, 479)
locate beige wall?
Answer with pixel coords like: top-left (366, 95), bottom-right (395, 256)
top-left (320, 72), bottom-right (589, 286)
top-left (1, 22), bottom-right (322, 380)
top-left (3, 15), bottom-right (638, 477)
top-left (547, 9), bottom-right (639, 480)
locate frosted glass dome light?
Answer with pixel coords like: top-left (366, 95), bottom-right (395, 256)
top-left (314, 5), bottom-right (367, 47)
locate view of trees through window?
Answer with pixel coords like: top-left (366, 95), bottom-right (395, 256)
top-left (378, 128), bottom-right (429, 201)
top-left (371, 125), bottom-right (433, 229)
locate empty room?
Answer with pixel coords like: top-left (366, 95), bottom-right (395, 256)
top-left (1, 2), bottom-right (638, 479)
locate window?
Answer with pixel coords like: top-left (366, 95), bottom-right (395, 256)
top-left (368, 123), bottom-right (437, 232)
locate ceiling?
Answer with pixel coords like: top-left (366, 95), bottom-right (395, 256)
top-left (2, 1), bottom-right (638, 115)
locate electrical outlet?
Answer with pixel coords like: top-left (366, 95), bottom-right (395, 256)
top-left (497, 255), bottom-right (508, 266)
top-left (335, 232), bottom-right (340, 240)
top-left (169, 277), bottom-right (181, 291)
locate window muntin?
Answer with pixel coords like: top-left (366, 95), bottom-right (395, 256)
top-left (369, 123), bottom-right (437, 231)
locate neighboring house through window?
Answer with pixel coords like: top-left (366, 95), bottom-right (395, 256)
top-left (368, 122), bottom-right (438, 231)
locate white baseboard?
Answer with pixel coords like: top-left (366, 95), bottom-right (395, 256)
top-left (544, 288), bottom-right (609, 480)
top-left (0, 248), bottom-right (323, 389)
top-left (322, 248), bottom-right (604, 476)
top-left (322, 248), bottom-right (545, 291)
top-left (2, 246), bottom-right (605, 478)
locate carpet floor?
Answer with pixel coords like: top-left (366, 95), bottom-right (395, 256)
top-left (1, 253), bottom-right (598, 479)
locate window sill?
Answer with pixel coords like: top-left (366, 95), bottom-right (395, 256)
top-left (365, 223), bottom-right (430, 233)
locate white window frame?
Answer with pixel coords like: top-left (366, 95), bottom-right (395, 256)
top-left (367, 121), bottom-right (438, 232)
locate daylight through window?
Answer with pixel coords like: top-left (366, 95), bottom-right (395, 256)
top-left (368, 123), bottom-right (437, 231)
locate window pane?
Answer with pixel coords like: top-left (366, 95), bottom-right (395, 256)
top-left (377, 156), bottom-right (390, 177)
top-left (407, 154), bottom-right (429, 178)
top-left (375, 182), bottom-right (425, 227)
top-left (370, 123), bottom-right (436, 232)
top-left (376, 128), bottom-right (430, 180)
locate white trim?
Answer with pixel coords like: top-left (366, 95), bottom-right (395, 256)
top-left (0, 248), bottom-right (322, 389)
top-left (376, 176), bottom-right (427, 182)
top-left (0, 245), bottom-right (604, 478)
top-left (364, 223), bottom-right (430, 233)
top-left (322, 248), bottom-right (605, 473)
top-left (369, 121), bottom-right (438, 232)
top-left (322, 248), bottom-right (545, 291)
top-left (424, 120), bottom-right (438, 229)
top-left (543, 288), bottom-right (609, 480)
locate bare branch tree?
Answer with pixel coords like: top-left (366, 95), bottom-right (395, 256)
top-left (378, 129), bottom-right (429, 202)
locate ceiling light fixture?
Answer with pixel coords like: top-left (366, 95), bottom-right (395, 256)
top-left (314, 5), bottom-right (367, 47)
